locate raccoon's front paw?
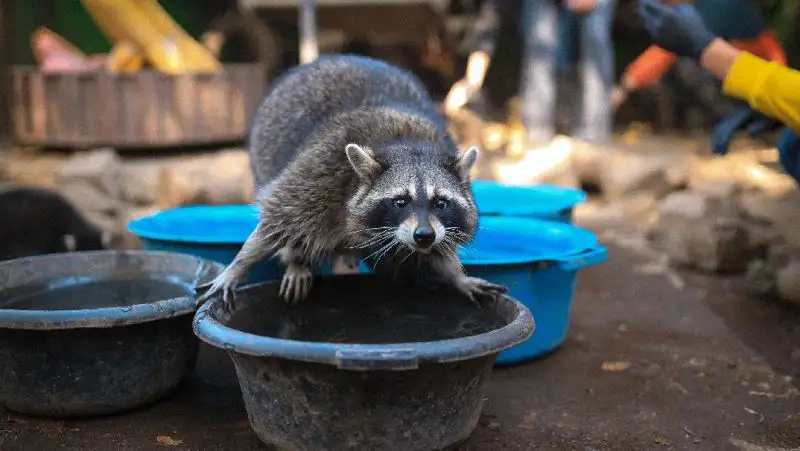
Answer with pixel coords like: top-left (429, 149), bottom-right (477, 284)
top-left (195, 268), bottom-right (244, 311)
top-left (279, 264), bottom-right (313, 306)
top-left (456, 276), bottom-right (508, 307)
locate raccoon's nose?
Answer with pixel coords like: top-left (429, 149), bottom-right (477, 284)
top-left (413, 226), bottom-right (436, 247)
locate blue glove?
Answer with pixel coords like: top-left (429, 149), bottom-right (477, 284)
top-left (638, 0), bottom-right (717, 60)
top-left (745, 116), bottom-right (782, 137)
top-left (712, 107), bottom-right (784, 155)
top-left (777, 127), bottom-right (800, 185)
top-left (712, 106), bottom-right (756, 155)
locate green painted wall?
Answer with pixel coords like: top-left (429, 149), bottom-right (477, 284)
top-left (9, 0), bottom-right (213, 65)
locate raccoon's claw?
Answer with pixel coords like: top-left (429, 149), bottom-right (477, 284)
top-left (279, 264), bottom-right (313, 306)
top-left (457, 276), bottom-right (508, 307)
top-left (195, 270), bottom-right (242, 312)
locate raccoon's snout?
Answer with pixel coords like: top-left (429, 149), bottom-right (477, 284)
top-left (397, 214), bottom-right (446, 253)
top-left (413, 226), bottom-right (436, 248)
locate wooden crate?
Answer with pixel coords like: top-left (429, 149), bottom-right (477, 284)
top-left (9, 64), bottom-right (266, 149)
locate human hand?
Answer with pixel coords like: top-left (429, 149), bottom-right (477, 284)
top-left (611, 85), bottom-right (629, 111)
top-left (638, 0), bottom-right (717, 60)
top-left (566, 0), bottom-right (597, 14)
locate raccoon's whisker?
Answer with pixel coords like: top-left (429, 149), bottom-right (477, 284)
top-left (391, 248), bottom-right (416, 280)
top-left (348, 230), bottom-right (394, 249)
top-left (346, 226), bottom-right (394, 236)
top-left (373, 239), bottom-right (400, 268)
top-left (361, 235), bottom-right (397, 261)
top-left (398, 249), bottom-right (416, 268)
top-left (347, 230), bottom-right (392, 245)
top-left (439, 240), bottom-right (459, 259)
top-left (366, 239), bottom-right (399, 267)
top-left (390, 244), bottom-right (405, 260)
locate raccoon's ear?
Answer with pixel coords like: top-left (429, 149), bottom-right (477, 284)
top-left (345, 143), bottom-right (380, 180)
top-left (455, 146), bottom-right (479, 180)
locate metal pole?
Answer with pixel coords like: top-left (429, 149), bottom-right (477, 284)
top-left (298, 0), bottom-right (318, 64)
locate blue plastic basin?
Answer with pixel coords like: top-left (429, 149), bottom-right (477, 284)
top-left (129, 205), bottom-right (604, 366)
top-left (471, 179), bottom-right (587, 223)
top-left (128, 205), bottom-right (370, 284)
top-left (459, 216), bottom-right (606, 365)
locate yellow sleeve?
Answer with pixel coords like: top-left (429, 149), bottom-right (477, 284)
top-left (723, 51), bottom-right (800, 132)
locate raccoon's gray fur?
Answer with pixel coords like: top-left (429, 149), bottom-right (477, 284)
top-left (196, 54), bottom-right (506, 307)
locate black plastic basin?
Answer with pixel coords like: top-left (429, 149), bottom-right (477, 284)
top-left (193, 275), bottom-right (534, 451)
top-left (0, 250), bottom-right (223, 418)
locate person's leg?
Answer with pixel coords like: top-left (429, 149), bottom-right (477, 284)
top-left (520, 0), bottom-right (559, 144)
top-left (574, 0), bottom-right (616, 145)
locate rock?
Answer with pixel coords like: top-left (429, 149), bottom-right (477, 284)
top-left (120, 161), bottom-right (162, 206)
top-left (654, 190), bottom-right (753, 273)
top-left (56, 148), bottom-right (126, 238)
top-left (748, 244), bottom-right (800, 307)
top-left (568, 138), bottom-right (604, 186)
top-left (492, 136), bottom-right (580, 188)
top-left (58, 148), bottom-right (123, 196)
top-left (2, 147), bottom-right (68, 188)
top-left (574, 193), bottom-right (658, 230)
top-left (0, 151), bottom-right (8, 182)
top-left (740, 190), bottom-right (800, 247)
top-left (156, 149), bottom-right (253, 209)
top-left (599, 150), bottom-right (676, 201)
top-left (775, 260), bottom-right (800, 307)
top-left (688, 155), bottom-right (795, 197)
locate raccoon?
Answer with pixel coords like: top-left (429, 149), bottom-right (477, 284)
top-left (0, 186), bottom-right (111, 261)
top-left (195, 54), bottom-right (506, 307)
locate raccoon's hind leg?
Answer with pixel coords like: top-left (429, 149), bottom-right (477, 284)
top-left (429, 254), bottom-right (508, 306)
top-left (196, 220), bottom-right (275, 310)
top-left (277, 245), bottom-right (314, 306)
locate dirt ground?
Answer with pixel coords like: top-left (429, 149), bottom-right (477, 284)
top-left (1, 243), bottom-right (799, 451)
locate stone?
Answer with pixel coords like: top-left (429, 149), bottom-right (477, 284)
top-left (599, 150), bottom-right (675, 201)
top-left (748, 244), bottom-right (800, 307)
top-left (568, 138), bottom-right (604, 186)
top-left (574, 193), bottom-right (658, 230)
top-left (56, 148), bottom-right (126, 239)
top-left (156, 149), bottom-right (253, 209)
top-left (58, 148), bottom-right (123, 196)
top-left (120, 161), bottom-right (162, 206)
top-left (775, 260), bottom-right (800, 307)
top-left (492, 136), bottom-right (580, 188)
top-left (654, 190), bottom-right (753, 273)
top-left (2, 147), bottom-right (68, 188)
top-left (688, 154), bottom-right (795, 197)
top-left (740, 190), bottom-right (800, 247)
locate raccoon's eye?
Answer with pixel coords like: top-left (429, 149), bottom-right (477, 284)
top-left (393, 196), bottom-right (409, 208)
top-left (433, 198), bottom-right (449, 210)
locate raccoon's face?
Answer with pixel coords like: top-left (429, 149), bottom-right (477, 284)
top-left (344, 142), bottom-right (479, 256)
